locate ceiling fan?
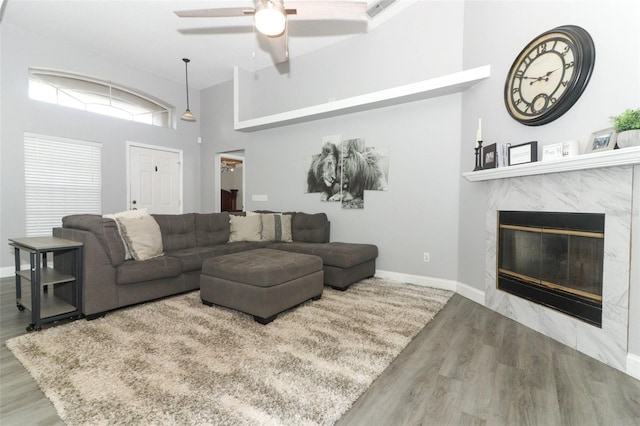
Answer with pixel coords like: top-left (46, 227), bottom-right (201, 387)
top-left (175, 0), bottom-right (367, 64)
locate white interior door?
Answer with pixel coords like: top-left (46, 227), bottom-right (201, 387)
top-left (129, 144), bottom-right (182, 214)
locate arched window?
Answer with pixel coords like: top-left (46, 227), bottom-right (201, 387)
top-left (29, 68), bottom-right (174, 128)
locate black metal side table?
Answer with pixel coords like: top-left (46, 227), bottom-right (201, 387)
top-left (9, 236), bottom-right (83, 331)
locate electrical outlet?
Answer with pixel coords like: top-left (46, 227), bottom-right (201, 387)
top-left (423, 252), bottom-right (430, 262)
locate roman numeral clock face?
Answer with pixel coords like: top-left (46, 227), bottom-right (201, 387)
top-left (504, 25), bottom-right (595, 126)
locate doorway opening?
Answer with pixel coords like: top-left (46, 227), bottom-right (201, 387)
top-left (215, 150), bottom-right (245, 212)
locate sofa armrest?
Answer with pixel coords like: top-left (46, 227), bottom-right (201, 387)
top-left (62, 214), bottom-right (126, 266)
top-left (54, 227), bottom-right (119, 316)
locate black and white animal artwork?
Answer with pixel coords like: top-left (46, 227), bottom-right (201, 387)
top-left (305, 141), bottom-right (341, 201)
top-left (305, 136), bottom-right (389, 208)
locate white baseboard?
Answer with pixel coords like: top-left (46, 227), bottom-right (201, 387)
top-left (375, 270), bottom-right (486, 306)
top-left (456, 281), bottom-right (486, 306)
top-left (375, 270), bottom-right (457, 291)
top-left (627, 353), bottom-right (640, 380)
top-left (1, 266), bottom-right (18, 279)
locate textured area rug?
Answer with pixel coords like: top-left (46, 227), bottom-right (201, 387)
top-left (6, 278), bottom-right (452, 425)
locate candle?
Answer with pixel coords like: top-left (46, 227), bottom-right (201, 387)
top-left (476, 118), bottom-right (482, 143)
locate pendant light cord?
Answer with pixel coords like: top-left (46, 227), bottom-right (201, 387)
top-left (183, 58), bottom-right (191, 109)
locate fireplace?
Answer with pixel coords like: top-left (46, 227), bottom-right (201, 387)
top-left (497, 211), bottom-right (604, 327)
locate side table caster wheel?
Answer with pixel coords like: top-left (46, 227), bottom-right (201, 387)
top-left (26, 324), bottom-right (41, 332)
top-left (17, 304), bottom-right (25, 311)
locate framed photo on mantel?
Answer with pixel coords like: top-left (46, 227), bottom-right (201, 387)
top-left (585, 128), bottom-right (617, 154)
top-left (508, 141), bottom-right (538, 166)
top-left (483, 143), bottom-right (497, 169)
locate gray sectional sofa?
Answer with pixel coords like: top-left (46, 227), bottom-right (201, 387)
top-left (53, 212), bottom-right (377, 318)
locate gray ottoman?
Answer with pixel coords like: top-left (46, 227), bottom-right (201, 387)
top-left (200, 248), bottom-right (324, 324)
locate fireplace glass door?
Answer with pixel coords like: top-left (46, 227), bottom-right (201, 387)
top-left (497, 211), bottom-right (604, 326)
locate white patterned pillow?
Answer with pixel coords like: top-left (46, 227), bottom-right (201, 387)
top-left (116, 215), bottom-right (164, 261)
top-left (228, 214), bottom-right (262, 242)
top-left (103, 209), bottom-right (148, 260)
top-left (260, 214), bottom-right (292, 242)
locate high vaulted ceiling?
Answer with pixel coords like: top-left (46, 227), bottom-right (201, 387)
top-left (2, 0), bottom-right (413, 90)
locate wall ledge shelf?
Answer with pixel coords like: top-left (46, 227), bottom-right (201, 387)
top-left (463, 147), bottom-right (640, 182)
top-left (234, 65), bottom-right (491, 132)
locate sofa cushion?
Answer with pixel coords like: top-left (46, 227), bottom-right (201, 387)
top-left (291, 212), bottom-right (329, 243)
top-left (267, 242), bottom-right (378, 269)
top-left (116, 256), bottom-right (182, 285)
top-left (165, 241), bottom-right (269, 272)
top-left (163, 247), bottom-right (217, 272)
top-left (195, 212), bottom-right (230, 246)
top-left (224, 241), bottom-right (270, 252)
top-left (229, 214), bottom-right (262, 242)
top-left (117, 215), bottom-right (164, 261)
top-left (260, 213), bottom-right (293, 242)
top-left (62, 214), bottom-right (126, 267)
top-left (152, 213), bottom-right (197, 251)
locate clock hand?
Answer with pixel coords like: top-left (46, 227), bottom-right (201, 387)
top-left (530, 69), bottom-right (559, 85)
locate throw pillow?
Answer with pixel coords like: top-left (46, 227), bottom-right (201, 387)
top-left (103, 209), bottom-right (148, 260)
top-left (228, 214), bottom-right (262, 242)
top-left (261, 214), bottom-right (293, 242)
top-left (116, 215), bottom-right (164, 261)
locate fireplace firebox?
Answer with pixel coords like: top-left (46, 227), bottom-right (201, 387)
top-left (497, 211), bottom-right (604, 327)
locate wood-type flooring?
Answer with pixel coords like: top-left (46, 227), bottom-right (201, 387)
top-left (1, 277), bottom-right (639, 425)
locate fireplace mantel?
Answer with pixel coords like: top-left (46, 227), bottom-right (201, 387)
top-left (463, 146), bottom-right (640, 182)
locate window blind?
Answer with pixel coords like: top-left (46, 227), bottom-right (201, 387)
top-left (24, 133), bottom-right (102, 236)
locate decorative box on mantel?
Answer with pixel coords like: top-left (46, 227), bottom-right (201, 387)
top-left (464, 146), bottom-right (640, 375)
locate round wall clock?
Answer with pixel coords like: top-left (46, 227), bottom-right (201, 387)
top-left (504, 25), bottom-right (595, 126)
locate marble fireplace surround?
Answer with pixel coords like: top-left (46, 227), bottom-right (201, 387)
top-left (476, 161), bottom-right (636, 372)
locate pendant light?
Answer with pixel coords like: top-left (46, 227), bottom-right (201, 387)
top-left (180, 58), bottom-right (196, 122)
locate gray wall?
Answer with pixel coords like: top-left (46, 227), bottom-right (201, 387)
top-left (2, 0), bottom-right (639, 364)
top-left (247, 1), bottom-right (465, 117)
top-left (3, 0), bottom-right (639, 350)
top-left (200, 0), bottom-right (640, 356)
top-left (459, 1), bottom-right (640, 353)
top-left (459, 1), bottom-right (640, 289)
top-left (0, 22), bottom-right (202, 270)
top-left (200, 1), bottom-right (465, 280)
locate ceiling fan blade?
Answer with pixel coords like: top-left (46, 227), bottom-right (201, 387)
top-left (285, 1), bottom-right (367, 19)
top-left (174, 8), bottom-right (255, 18)
top-left (259, 28), bottom-right (289, 64)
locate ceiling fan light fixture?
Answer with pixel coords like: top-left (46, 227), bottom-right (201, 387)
top-left (180, 58), bottom-right (196, 122)
top-left (255, 0), bottom-right (286, 37)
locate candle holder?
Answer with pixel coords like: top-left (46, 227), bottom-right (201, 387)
top-left (473, 140), bottom-right (483, 171)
